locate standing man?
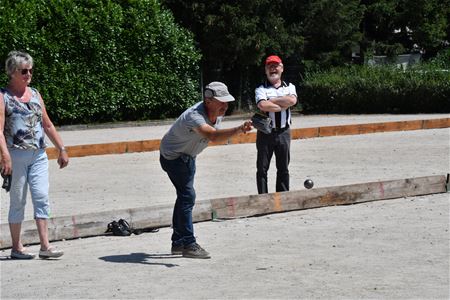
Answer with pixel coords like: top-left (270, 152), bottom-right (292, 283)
top-left (160, 81), bottom-right (252, 259)
top-left (255, 55), bottom-right (297, 194)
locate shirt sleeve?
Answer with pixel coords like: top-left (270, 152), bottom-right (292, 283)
top-left (185, 109), bottom-right (207, 131)
top-left (255, 85), bottom-right (267, 105)
top-left (288, 83), bottom-right (297, 97)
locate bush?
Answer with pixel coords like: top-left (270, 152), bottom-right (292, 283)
top-left (299, 63), bottom-right (450, 114)
top-left (0, 0), bottom-right (201, 125)
top-left (428, 49), bottom-right (450, 69)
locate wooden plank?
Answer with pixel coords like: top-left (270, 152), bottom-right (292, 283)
top-left (319, 124), bottom-right (362, 136)
top-left (209, 132), bottom-right (257, 146)
top-left (228, 132), bottom-right (256, 144)
top-left (358, 120), bottom-right (423, 133)
top-left (423, 118), bottom-right (450, 129)
top-left (1, 175), bottom-right (446, 249)
top-left (0, 205), bottom-right (170, 249)
top-left (0, 200), bottom-right (212, 249)
top-left (43, 118), bottom-right (450, 160)
top-left (291, 127), bottom-right (319, 139)
top-left (318, 120), bottom-right (424, 137)
top-left (210, 175), bottom-right (447, 219)
top-left (47, 139), bottom-right (161, 159)
top-left (126, 140), bottom-right (161, 153)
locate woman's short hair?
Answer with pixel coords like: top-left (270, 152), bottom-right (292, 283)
top-left (5, 51), bottom-right (33, 78)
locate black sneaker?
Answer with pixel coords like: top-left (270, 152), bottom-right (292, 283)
top-left (182, 243), bottom-right (211, 259)
top-left (171, 244), bottom-right (184, 255)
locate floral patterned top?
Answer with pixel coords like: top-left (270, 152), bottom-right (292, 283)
top-left (1, 87), bottom-right (47, 150)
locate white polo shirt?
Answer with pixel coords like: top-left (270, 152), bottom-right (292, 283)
top-left (255, 81), bottom-right (297, 129)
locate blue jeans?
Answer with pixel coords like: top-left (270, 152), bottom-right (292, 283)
top-left (160, 154), bottom-right (196, 246)
top-left (8, 148), bottom-right (50, 223)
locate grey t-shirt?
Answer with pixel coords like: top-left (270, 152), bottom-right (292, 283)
top-left (160, 101), bottom-right (222, 160)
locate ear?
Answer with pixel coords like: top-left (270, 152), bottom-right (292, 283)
top-left (204, 88), bottom-right (214, 98)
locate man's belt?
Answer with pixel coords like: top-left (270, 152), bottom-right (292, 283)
top-left (271, 126), bottom-right (289, 133)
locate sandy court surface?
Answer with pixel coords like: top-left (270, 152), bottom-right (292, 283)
top-left (1, 127), bottom-right (448, 221)
top-left (0, 114), bottom-right (449, 299)
top-left (0, 193), bottom-right (448, 299)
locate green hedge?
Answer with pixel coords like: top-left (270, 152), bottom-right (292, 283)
top-left (299, 62), bottom-right (450, 114)
top-left (0, 0), bottom-right (201, 125)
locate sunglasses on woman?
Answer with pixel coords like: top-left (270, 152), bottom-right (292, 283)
top-left (19, 68), bottom-right (33, 75)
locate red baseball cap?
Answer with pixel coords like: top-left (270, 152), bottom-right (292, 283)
top-left (265, 55), bottom-right (282, 65)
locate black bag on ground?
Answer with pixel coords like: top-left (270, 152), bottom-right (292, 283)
top-left (105, 219), bottom-right (159, 236)
top-left (106, 219), bottom-right (132, 236)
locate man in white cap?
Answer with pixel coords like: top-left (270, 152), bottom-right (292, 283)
top-left (160, 81), bottom-right (252, 259)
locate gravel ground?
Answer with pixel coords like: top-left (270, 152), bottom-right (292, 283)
top-left (0, 114), bottom-right (448, 299)
top-left (0, 193), bottom-right (448, 299)
top-left (1, 127), bottom-right (448, 221)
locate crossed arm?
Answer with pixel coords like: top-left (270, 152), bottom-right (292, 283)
top-left (257, 95), bottom-right (297, 113)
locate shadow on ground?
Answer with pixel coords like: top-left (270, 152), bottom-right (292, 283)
top-left (98, 252), bottom-right (179, 268)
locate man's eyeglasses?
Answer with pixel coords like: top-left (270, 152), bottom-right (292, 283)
top-left (266, 63), bottom-right (282, 68)
top-left (19, 68), bottom-right (33, 75)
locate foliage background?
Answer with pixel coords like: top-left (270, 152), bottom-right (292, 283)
top-left (300, 58), bottom-right (450, 114)
top-left (163, 0), bottom-right (449, 112)
top-left (0, 0), bottom-right (201, 124)
top-left (0, 0), bottom-right (449, 125)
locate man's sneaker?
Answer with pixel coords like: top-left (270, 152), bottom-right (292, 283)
top-left (11, 249), bottom-right (36, 259)
top-left (39, 247), bottom-right (64, 259)
top-left (171, 244), bottom-right (184, 255)
top-left (182, 243), bottom-right (211, 259)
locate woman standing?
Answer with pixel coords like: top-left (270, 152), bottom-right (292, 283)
top-left (0, 51), bottom-right (69, 259)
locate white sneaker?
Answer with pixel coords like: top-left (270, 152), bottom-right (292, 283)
top-left (39, 247), bottom-right (64, 259)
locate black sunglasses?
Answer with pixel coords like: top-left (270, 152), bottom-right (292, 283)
top-left (19, 68), bottom-right (33, 75)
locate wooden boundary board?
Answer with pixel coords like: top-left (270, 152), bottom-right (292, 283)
top-left (0, 174), bottom-right (447, 249)
top-left (45, 118), bottom-right (450, 159)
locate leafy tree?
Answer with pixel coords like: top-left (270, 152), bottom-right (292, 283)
top-left (163, 0), bottom-right (364, 109)
top-left (284, 0), bottom-right (363, 68)
top-left (0, 0), bottom-right (201, 124)
top-left (163, 0), bottom-right (300, 110)
top-left (361, 0), bottom-right (448, 60)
